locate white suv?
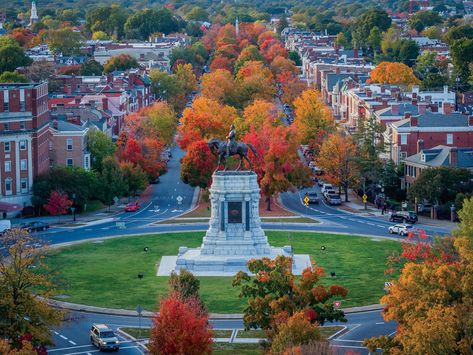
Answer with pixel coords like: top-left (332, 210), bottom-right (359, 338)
top-left (388, 224), bottom-right (414, 236)
top-left (90, 324), bottom-right (120, 351)
top-left (321, 183), bottom-right (333, 194)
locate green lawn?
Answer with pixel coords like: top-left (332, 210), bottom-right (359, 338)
top-left (45, 232), bottom-right (399, 313)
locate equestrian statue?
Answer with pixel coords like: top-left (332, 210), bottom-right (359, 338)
top-left (208, 124), bottom-right (257, 171)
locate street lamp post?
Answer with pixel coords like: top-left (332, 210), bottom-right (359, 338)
top-left (72, 193), bottom-right (76, 221)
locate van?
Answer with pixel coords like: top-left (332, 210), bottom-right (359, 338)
top-left (321, 183), bottom-right (333, 194)
top-left (0, 220), bottom-right (11, 235)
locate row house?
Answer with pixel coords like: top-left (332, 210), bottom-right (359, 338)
top-left (384, 112), bottom-right (473, 165)
top-left (0, 82), bottom-right (49, 205)
top-left (49, 120), bottom-right (90, 171)
top-left (404, 145), bottom-right (473, 187)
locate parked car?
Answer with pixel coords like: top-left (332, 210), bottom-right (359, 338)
top-left (323, 189), bottom-right (336, 199)
top-left (317, 180), bottom-right (324, 187)
top-left (307, 192), bottom-right (319, 204)
top-left (0, 220), bottom-right (11, 235)
top-left (417, 203), bottom-right (432, 213)
top-left (388, 224), bottom-right (414, 236)
top-left (389, 211), bottom-right (418, 224)
top-left (124, 202), bottom-right (140, 212)
top-left (321, 183), bottom-right (333, 194)
top-left (326, 193), bottom-right (342, 205)
top-left (20, 221), bottom-right (49, 232)
top-left (90, 324), bottom-right (120, 351)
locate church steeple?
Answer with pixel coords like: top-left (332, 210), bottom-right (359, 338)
top-left (235, 16), bottom-right (239, 36)
top-left (29, 1), bottom-right (39, 27)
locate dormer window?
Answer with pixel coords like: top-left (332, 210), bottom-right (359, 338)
top-left (421, 154), bottom-right (426, 162)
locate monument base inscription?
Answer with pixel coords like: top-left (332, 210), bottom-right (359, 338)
top-left (157, 171), bottom-right (311, 276)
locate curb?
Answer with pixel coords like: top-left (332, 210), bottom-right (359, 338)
top-left (47, 298), bottom-right (384, 318)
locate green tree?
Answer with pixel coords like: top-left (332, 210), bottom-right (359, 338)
top-left (367, 26), bottom-right (382, 54)
top-left (450, 38), bottom-right (473, 86)
top-left (168, 269), bottom-right (201, 301)
top-left (103, 54), bottom-right (139, 74)
top-left (149, 69), bottom-right (185, 110)
top-left (47, 28), bottom-right (83, 56)
top-left (0, 71), bottom-right (28, 83)
top-left (87, 129), bottom-right (116, 172)
top-left (354, 9), bottom-right (391, 48)
top-left (444, 25), bottom-right (473, 45)
top-left (119, 161), bottom-right (147, 197)
top-left (0, 229), bottom-right (63, 348)
top-left (0, 44), bottom-right (32, 74)
top-left (335, 32), bottom-right (349, 49)
top-left (81, 59), bottom-right (103, 76)
top-left (408, 167), bottom-right (472, 205)
top-left (85, 5), bottom-right (129, 39)
top-left (186, 7), bottom-right (209, 22)
top-left (277, 16), bottom-right (289, 34)
top-left (288, 51), bottom-right (302, 66)
top-left (99, 156), bottom-right (127, 208)
top-left (124, 8), bottom-right (179, 40)
top-left (408, 10), bottom-right (442, 33)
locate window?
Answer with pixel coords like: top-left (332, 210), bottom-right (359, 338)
top-left (5, 178), bottom-right (12, 194)
top-left (20, 101), bottom-right (25, 112)
top-left (20, 159), bottom-right (27, 171)
top-left (67, 158), bottom-right (73, 167)
top-left (400, 134), bottom-right (407, 145)
top-left (66, 138), bottom-right (73, 150)
top-left (20, 121), bottom-right (26, 130)
top-left (20, 178), bottom-right (28, 192)
top-left (3, 102), bottom-right (8, 112)
top-left (400, 152), bottom-right (407, 160)
top-left (84, 155), bottom-right (90, 170)
top-left (19, 140), bottom-right (26, 150)
top-left (3, 123), bottom-right (9, 131)
top-left (421, 154), bottom-right (426, 162)
top-left (447, 134), bottom-right (453, 145)
top-left (5, 161), bottom-right (11, 172)
top-left (4, 142), bottom-right (10, 152)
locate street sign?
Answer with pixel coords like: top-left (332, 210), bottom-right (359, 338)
top-left (333, 300), bottom-right (341, 309)
top-left (303, 194), bottom-right (309, 206)
top-left (176, 196), bottom-right (183, 205)
top-left (136, 304), bottom-right (143, 315)
top-left (362, 194), bottom-right (368, 203)
top-left (113, 196), bottom-right (119, 204)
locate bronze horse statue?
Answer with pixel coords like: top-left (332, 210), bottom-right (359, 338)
top-left (208, 138), bottom-right (257, 171)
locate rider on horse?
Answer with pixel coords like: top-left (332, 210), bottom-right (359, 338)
top-left (226, 124), bottom-right (236, 158)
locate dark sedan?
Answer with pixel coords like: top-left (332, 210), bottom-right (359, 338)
top-left (21, 221), bottom-right (50, 232)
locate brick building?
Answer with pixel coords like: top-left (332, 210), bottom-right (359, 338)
top-left (384, 113), bottom-right (473, 164)
top-left (0, 82), bottom-right (49, 205)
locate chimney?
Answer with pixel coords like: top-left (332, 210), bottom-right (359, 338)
top-left (335, 67), bottom-right (340, 74)
top-left (102, 97), bottom-right (109, 111)
top-left (417, 139), bottom-right (424, 153)
top-left (444, 103), bottom-right (454, 114)
top-left (75, 96), bottom-right (81, 104)
top-left (405, 111), bottom-right (412, 120)
top-left (410, 115), bottom-right (418, 127)
top-left (366, 89), bottom-right (372, 98)
top-left (449, 147), bottom-right (458, 167)
top-left (418, 103), bottom-right (427, 115)
top-left (391, 103), bottom-right (399, 115)
top-left (468, 116), bottom-right (473, 126)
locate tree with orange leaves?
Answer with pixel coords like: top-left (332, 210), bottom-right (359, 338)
top-left (270, 55), bottom-right (298, 76)
top-left (243, 120), bottom-right (312, 210)
top-left (232, 256), bottom-right (348, 337)
top-left (177, 96), bottom-right (238, 150)
top-left (364, 198), bottom-right (473, 354)
top-left (9, 28), bottom-right (35, 48)
top-left (277, 72), bottom-right (307, 105)
top-left (209, 56), bottom-right (234, 72)
top-left (368, 61), bottom-right (420, 87)
top-left (293, 89), bottom-right (335, 147)
top-left (200, 69), bottom-right (237, 105)
top-left (239, 99), bottom-right (278, 134)
top-left (238, 22), bottom-right (267, 45)
top-left (317, 133), bottom-right (358, 202)
top-left (236, 60), bottom-right (275, 106)
top-left (262, 42), bottom-right (288, 63)
top-left (149, 293), bottom-right (213, 355)
top-left (234, 45), bottom-right (264, 73)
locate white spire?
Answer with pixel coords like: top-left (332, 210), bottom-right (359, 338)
top-left (235, 16), bottom-right (239, 36)
top-left (29, 1), bottom-right (39, 26)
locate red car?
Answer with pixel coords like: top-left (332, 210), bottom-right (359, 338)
top-left (124, 202), bottom-right (140, 212)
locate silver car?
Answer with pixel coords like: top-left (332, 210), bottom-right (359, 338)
top-left (388, 224), bottom-right (414, 236)
top-left (90, 324), bottom-right (120, 351)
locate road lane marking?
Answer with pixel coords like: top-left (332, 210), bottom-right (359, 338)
top-left (388, 330), bottom-right (397, 336)
top-left (53, 331), bottom-right (59, 335)
top-left (331, 339), bottom-right (363, 343)
top-left (49, 344), bottom-right (96, 352)
top-left (68, 340), bottom-right (77, 345)
top-left (338, 323), bottom-right (361, 338)
top-left (376, 322), bottom-right (384, 324)
top-left (59, 335), bottom-right (68, 340)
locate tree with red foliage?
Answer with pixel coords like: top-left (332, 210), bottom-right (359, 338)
top-left (209, 55), bottom-right (234, 72)
top-left (148, 293), bottom-right (213, 355)
top-left (277, 72), bottom-right (307, 105)
top-left (180, 140), bottom-right (216, 188)
top-left (243, 120), bottom-right (311, 210)
top-left (10, 28), bottom-right (35, 48)
top-left (43, 191), bottom-right (72, 222)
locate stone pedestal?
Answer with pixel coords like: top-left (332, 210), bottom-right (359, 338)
top-left (157, 171), bottom-right (310, 276)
